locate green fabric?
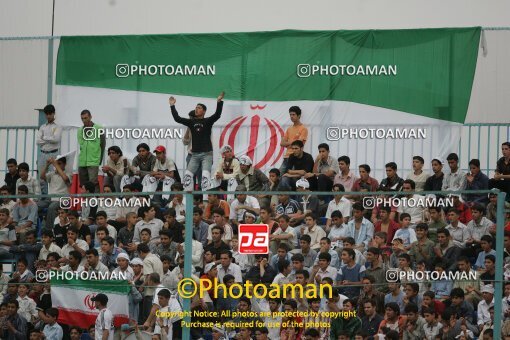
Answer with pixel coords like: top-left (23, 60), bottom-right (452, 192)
top-left (56, 28), bottom-right (481, 123)
top-left (77, 123), bottom-right (103, 166)
top-left (51, 276), bottom-right (130, 294)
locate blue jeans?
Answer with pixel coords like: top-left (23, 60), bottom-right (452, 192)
top-left (187, 151), bottom-right (213, 175)
top-left (186, 153), bottom-right (202, 188)
top-left (38, 150), bottom-right (59, 198)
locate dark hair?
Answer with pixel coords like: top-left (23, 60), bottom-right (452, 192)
top-left (342, 248), bottom-right (355, 260)
top-left (352, 202), bottom-right (364, 212)
top-left (81, 181), bottom-right (95, 193)
top-left (41, 229), bottom-right (54, 238)
top-left (164, 208), bottom-right (177, 218)
top-left (481, 235), bottom-right (493, 244)
top-left (101, 236), bottom-right (115, 246)
top-left (212, 207), bottom-right (225, 217)
top-left (437, 228), bottom-right (450, 237)
top-left (193, 207), bottom-right (203, 215)
top-left (423, 291), bottom-right (435, 299)
top-left (222, 274), bottom-right (235, 283)
top-left (96, 225), bottom-right (109, 235)
top-left (485, 254), bottom-right (496, 263)
top-left (289, 106), bottom-right (301, 116)
top-left (295, 269), bottom-right (309, 279)
top-left (385, 162), bottom-right (397, 170)
top-left (415, 223), bottom-right (428, 231)
top-left (303, 328), bottom-right (320, 338)
top-left (338, 156), bottom-right (350, 165)
top-left (277, 243), bottom-right (289, 252)
top-left (290, 140), bottom-right (304, 148)
top-left (278, 214), bottom-right (290, 222)
top-left (385, 302), bottom-right (400, 315)
top-left (359, 164), bottom-right (371, 173)
top-left (403, 179), bottom-right (415, 189)
top-left (399, 213), bottom-right (411, 221)
top-left (318, 143), bottom-right (329, 151)
top-left (469, 159), bottom-right (480, 168)
top-left (85, 248), bottom-right (99, 257)
top-left (318, 252), bottom-right (332, 262)
top-left (398, 253), bottom-right (411, 262)
top-left (291, 254), bottom-right (304, 262)
top-left (367, 247), bottom-right (381, 256)
top-left (6, 158), bottom-right (17, 166)
top-left (18, 162), bottom-right (29, 172)
top-left (363, 275), bottom-right (376, 284)
top-left (197, 103), bottom-right (207, 112)
top-left (471, 203), bottom-right (485, 213)
top-left (330, 210), bottom-right (343, 219)
top-left (6, 299), bottom-right (19, 308)
top-left (47, 252), bottom-right (61, 261)
top-left (137, 243), bottom-right (150, 254)
top-left (81, 109), bottom-right (91, 116)
top-left (404, 303), bottom-right (419, 314)
top-left (45, 307), bottom-right (59, 318)
top-left (300, 235), bottom-right (311, 244)
top-left (450, 288), bottom-right (465, 299)
top-left (332, 183), bottom-right (345, 192)
top-left (17, 258), bottom-right (28, 266)
top-left (136, 143), bottom-right (150, 152)
top-left (44, 104), bottom-right (56, 114)
top-left (283, 299), bottom-right (297, 310)
top-left (157, 288), bottom-right (171, 299)
top-left (412, 156), bottom-right (424, 164)
top-left (343, 237), bottom-right (355, 245)
top-left (446, 153), bottom-right (458, 161)
top-left (405, 283), bottom-right (419, 293)
top-left (68, 250), bottom-right (83, 262)
top-left (107, 145), bottom-right (123, 157)
top-left (304, 212), bottom-right (316, 221)
top-left (277, 259), bottom-right (291, 273)
top-left (269, 168), bottom-right (281, 177)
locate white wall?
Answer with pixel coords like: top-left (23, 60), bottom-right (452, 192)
top-left (0, 0), bottom-right (509, 127)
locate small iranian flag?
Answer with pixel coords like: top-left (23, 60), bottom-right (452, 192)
top-left (51, 278), bottom-right (130, 328)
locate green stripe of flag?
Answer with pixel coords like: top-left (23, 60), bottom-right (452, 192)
top-left (56, 28), bottom-right (480, 123)
top-left (51, 278), bottom-right (131, 294)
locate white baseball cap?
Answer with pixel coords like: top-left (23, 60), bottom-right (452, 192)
top-left (239, 155), bottom-right (253, 166)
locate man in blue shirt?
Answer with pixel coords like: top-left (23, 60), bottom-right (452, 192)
top-left (42, 308), bottom-right (64, 340)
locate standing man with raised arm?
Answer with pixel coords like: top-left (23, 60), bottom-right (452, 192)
top-left (169, 92), bottom-right (224, 191)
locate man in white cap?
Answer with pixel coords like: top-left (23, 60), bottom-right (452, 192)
top-left (214, 145), bottom-right (240, 190)
top-left (235, 155), bottom-right (270, 207)
top-left (477, 284), bottom-right (495, 332)
top-left (229, 184), bottom-right (260, 227)
top-left (111, 252), bottom-right (134, 280)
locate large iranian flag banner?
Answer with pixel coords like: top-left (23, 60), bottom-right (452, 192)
top-left (54, 28), bottom-right (480, 176)
top-left (51, 278), bottom-right (130, 328)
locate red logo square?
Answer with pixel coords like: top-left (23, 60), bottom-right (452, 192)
top-left (238, 224), bottom-right (269, 254)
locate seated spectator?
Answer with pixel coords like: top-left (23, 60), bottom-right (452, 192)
top-left (446, 208), bottom-right (469, 247)
top-left (295, 178), bottom-right (320, 219)
top-left (4, 159), bottom-right (20, 195)
top-left (53, 208), bottom-right (70, 248)
top-left (300, 213), bottom-right (326, 251)
top-left (374, 205), bottom-right (399, 246)
top-left (454, 256), bottom-right (482, 306)
top-left (447, 288), bottom-right (476, 328)
top-left (167, 182), bottom-right (186, 224)
top-left (466, 203), bottom-right (493, 252)
top-left (94, 211), bottom-right (118, 245)
top-left (38, 229), bottom-right (63, 261)
top-left (0, 299), bottom-right (27, 339)
top-left (422, 306), bottom-right (443, 340)
top-left (430, 262), bottom-right (453, 300)
top-left (421, 291), bottom-right (445, 318)
top-left (0, 186), bottom-right (16, 215)
top-left (15, 162), bottom-right (40, 199)
top-left (465, 159), bottom-right (489, 204)
top-left (325, 184), bottom-right (351, 228)
top-left (312, 237), bottom-right (340, 269)
top-left (214, 145), bottom-right (240, 191)
top-left (396, 254), bottom-right (414, 284)
top-left (309, 252), bottom-right (337, 286)
top-left (378, 162), bottom-right (404, 192)
top-left (392, 213), bottom-right (417, 250)
top-left (403, 283), bottom-right (422, 312)
top-left (9, 230), bottom-right (40, 271)
top-left (275, 186), bottom-right (302, 225)
top-left (357, 275), bottom-right (385, 317)
top-left (337, 248), bottom-right (366, 299)
top-left (16, 283), bottom-right (38, 325)
top-left (245, 254), bottom-right (276, 284)
top-left (403, 303), bottom-right (425, 339)
top-left (389, 238), bottom-right (405, 269)
top-left (442, 153), bottom-right (467, 192)
top-left (272, 259), bottom-right (292, 285)
top-left (327, 210), bottom-right (349, 249)
top-left (480, 254), bottom-right (496, 286)
top-left (377, 302), bottom-right (407, 338)
top-left (408, 223), bottom-right (435, 267)
top-left (229, 185), bottom-right (260, 227)
top-left (361, 298), bottom-right (384, 336)
top-left (163, 208), bottom-right (184, 244)
top-left (333, 155), bottom-right (358, 193)
top-left (310, 143), bottom-right (339, 196)
top-left (217, 250), bottom-right (242, 283)
top-left (0, 208), bottom-right (16, 260)
top-left (11, 185), bottom-right (38, 241)
top-left (450, 194), bottom-right (473, 225)
top-left (112, 185), bottom-right (144, 229)
top-left (40, 156), bottom-right (71, 229)
top-left (352, 164), bottom-right (379, 192)
top-left (130, 143), bottom-right (156, 182)
top-left (117, 212), bottom-right (137, 257)
top-left (270, 243), bottom-right (292, 272)
top-left (342, 237), bottom-right (366, 267)
top-left (280, 140), bottom-right (314, 190)
top-left (427, 206), bottom-right (447, 243)
top-left (364, 248), bottom-right (388, 294)
top-left (346, 202), bottom-right (374, 251)
top-left (398, 179), bottom-right (425, 225)
top-left (102, 146), bottom-right (129, 193)
top-left (99, 236), bottom-right (126, 271)
top-left (235, 155), bottom-right (270, 207)
top-left (475, 235), bottom-right (496, 271)
top-left (133, 206), bottom-right (162, 244)
top-left (294, 234), bottom-right (317, 268)
top-left (424, 158), bottom-right (444, 193)
top-left (203, 226), bottom-right (231, 261)
top-left (42, 307), bottom-right (63, 340)
top-left (84, 248), bottom-right (109, 276)
top-left (477, 285), bottom-right (495, 333)
top-left (270, 214), bottom-right (297, 252)
top-left (203, 190), bottom-right (230, 224)
top-left (207, 208), bottom-right (233, 246)
top-left (406, 156), bottom-right (428, 192)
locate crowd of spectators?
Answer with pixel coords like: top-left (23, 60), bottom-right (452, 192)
top-left (0, 101), bottom-right (509, 339)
